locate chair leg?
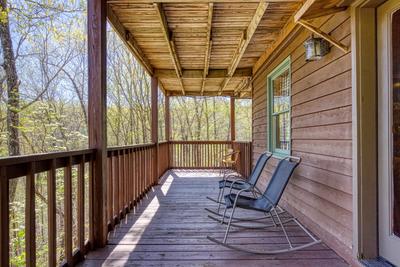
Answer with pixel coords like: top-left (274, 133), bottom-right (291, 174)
top-left (217, 184), bottom-right (227, 213)
top-left (273, 207), bottom-right (293, 249)
top-left (223, 205), bottom-right (236, 243)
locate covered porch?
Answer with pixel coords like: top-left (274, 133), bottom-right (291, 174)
top-left (0, 0), bottom-right (366, 266)
top-left (80, 169), bottom-right (347, 267)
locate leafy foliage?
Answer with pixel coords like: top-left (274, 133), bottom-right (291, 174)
top-left (0, 0), bottom-right (251, 266)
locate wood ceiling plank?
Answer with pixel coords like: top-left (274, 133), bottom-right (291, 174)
top-left (218, 1), bottom-right (268, 94)
top-left (154, 68), bottom-right (252, 79)
top-left (253, 14), bottom-right (299, 74)
top-left (201, 3), bottom-right (214, 95)
top-left (107, 6), bottom-right (154, 75)
top-left (154, 3), bottom-right (186, 94)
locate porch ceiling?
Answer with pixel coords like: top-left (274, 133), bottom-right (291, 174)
top-left (107, 0), bottom-right (350, 98)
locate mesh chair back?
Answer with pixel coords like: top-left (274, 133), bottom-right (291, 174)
top-left (262, 158), bottom-right (300, 207)
top-left (247, 152), bottom-right (272, 185)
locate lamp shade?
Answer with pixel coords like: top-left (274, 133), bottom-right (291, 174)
top-left (304, 36), bottom-right (330, 61)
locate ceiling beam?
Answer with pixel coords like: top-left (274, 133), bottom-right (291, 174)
top-left (234, 78), bottom-right (251, 96)
top-left (253, 15), bottom-right (300, 74)
top-left (294, 0), bottom-right (348, 22)
top-left (219, 1), bottom-right (268, 94)
top-left (107, 6), bottom-right (154, 75)
top-left (154, 68), bottom-right (252, 79)
top-left (293, 0), bottom-right (317, 22)
top-left (201, 3), bottom-right (214, 95)
top-left (154, 3), bottom-right (185, 95)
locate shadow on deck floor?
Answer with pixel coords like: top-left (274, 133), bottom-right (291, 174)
top-left (79, 170), bottom-right (348, 267)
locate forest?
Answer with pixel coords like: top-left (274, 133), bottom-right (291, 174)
top-left (0, 0), bottom-right (251, 265)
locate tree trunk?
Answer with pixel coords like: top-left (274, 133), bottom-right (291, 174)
top-left (0, 0), bottom-right (21, 204)
top-left (0, 0), bottom-right (20, 157)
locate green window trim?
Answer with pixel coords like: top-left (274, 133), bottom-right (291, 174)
top-left (267, 57), bottom-right (291, 158)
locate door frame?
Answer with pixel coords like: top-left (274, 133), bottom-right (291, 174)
top-left (351, 0), bottom-right (386, 260)
top-left (377, 0), bottom-right (400, 263)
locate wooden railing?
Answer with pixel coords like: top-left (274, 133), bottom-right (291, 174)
top-left (169, 141), bottom-right (252, 177)
top-left (0, 149), bottom-right (95, 267)
top-left (158, 141), bottom-right (169, 177)
top-left (0, 140), bottom-right (251, 266)
top-left (106, 143), bottom-right (158, 230)
top-left (169, 141), bottom-right (232, 169)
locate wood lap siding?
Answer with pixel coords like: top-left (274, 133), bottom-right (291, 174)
top-left (252, 11), bottom-right (353, 261)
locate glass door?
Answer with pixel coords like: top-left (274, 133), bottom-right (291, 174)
top-left (378, 0), bottom-right (400, 265)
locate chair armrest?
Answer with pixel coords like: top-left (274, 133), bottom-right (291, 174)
top-left (259, 193), bottom-right (275, 206)
top-left (228, 178), bottom-right (252, 194)
top-left (223, 173), bottom-right (243, 181)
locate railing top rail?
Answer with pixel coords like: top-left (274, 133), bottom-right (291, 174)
top-left (107, 143), bottom-right (156, 152)
top-left (0, 148), bottom-right (95, 167)
top-left (169, 140), bottom-right (233, 144)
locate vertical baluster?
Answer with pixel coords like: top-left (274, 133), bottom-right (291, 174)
top-left (147, 148), bottom-right (150, 190)
top-left (26, 162), bottom-right (36, 267)
top-left (133, 149), bottom-right (137, 202)
top-left (125, 150), bottom-right (129, 207)
top-left (0, 167), bottom-right (9, 267)
top-left (140, 149), bottom-right (143, 195)
top-left (47, 161), bottom-right (57, 265)
top-left (140, 148), bottom-right (144, 196)
top-left (128, 149), bottom-right (132, 207)
top-left (118, 151), bottom-right (123, 218)
top-left (112, 152), bottom-right (118, 223)
top-left (64, 157), bottom-right (73, 265)
top-left (123, 150), bottom-right (127, 212)
top-left (107, 154), bottom-right (113, 229)
top-left (78, 155), bottom-right (85, 253)
top-left (88, 157), bottom-right (94, 247)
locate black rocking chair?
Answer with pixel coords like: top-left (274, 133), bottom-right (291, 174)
top-left (207, 156), bottom-right (321, 254)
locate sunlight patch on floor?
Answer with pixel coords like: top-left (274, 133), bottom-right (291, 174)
top-left (160, 173), bottom-right (174, 195)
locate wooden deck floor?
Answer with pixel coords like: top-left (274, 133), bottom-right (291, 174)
top-left (80, 170), bottom-right (348, 267)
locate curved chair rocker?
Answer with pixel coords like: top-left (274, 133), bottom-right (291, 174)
top-left (206, 151), bottom-right (272, 215)
top-left (207, 156), bottom-right (321, 254)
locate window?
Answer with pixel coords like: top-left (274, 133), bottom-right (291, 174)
top-left (268, 57), bottom-right (291, 156)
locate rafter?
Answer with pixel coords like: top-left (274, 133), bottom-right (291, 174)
top-left (234, 78), bottom-right (251, 96)
top-left (219, 1), bottom-right (268, 94)
top-left (154, 3), bottom-right (185, 95)
top-left (297, 19), bottom-right (349, 53)
top-left (294, 0), bottom-right (348, 22)
top-left (201, 3), bottom-right (214, 95)
top-left (293, 0), bottom-right (317, 22)
top-left (107, 6), bottom-right (154, 75)
top-left (253, 15), bottom-right (300, 74)
top-left (154, 68), bottom-right (252, 79)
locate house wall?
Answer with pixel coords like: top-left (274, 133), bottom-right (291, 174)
top-left (252, 11), bottom-right (353, 261)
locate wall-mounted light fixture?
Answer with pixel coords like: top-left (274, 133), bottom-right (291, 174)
top-left (304, 35), bottom-right (330, 61)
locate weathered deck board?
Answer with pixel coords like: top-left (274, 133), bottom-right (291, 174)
top-left (80, 170), bottom-right (348, 267)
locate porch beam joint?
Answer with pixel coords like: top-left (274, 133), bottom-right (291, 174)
top-left (201, 3), bottom-right (214, 95)
top-left (219, 1), bottom-right (268, 94)
top-left (154, 3), bottom-right (185, 95)
top-left (107, 6), bottom-right (154, 75)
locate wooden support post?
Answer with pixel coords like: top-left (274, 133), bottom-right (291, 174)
top-left (151, 77), bottom-right (159, 184)
top-left (165, 95), bottom-right (171, 170)
top-left (230, 97), bottom-right (236, 141)
top-left (0, 168), bottom-right (9, 267)
top-left (165, 95), bottom-right (171, 142)
top-left (88, 0), bottom-right (107, 248)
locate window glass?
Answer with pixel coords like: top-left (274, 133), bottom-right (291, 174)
top-left (268, 58), bottom-right (291, 156)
